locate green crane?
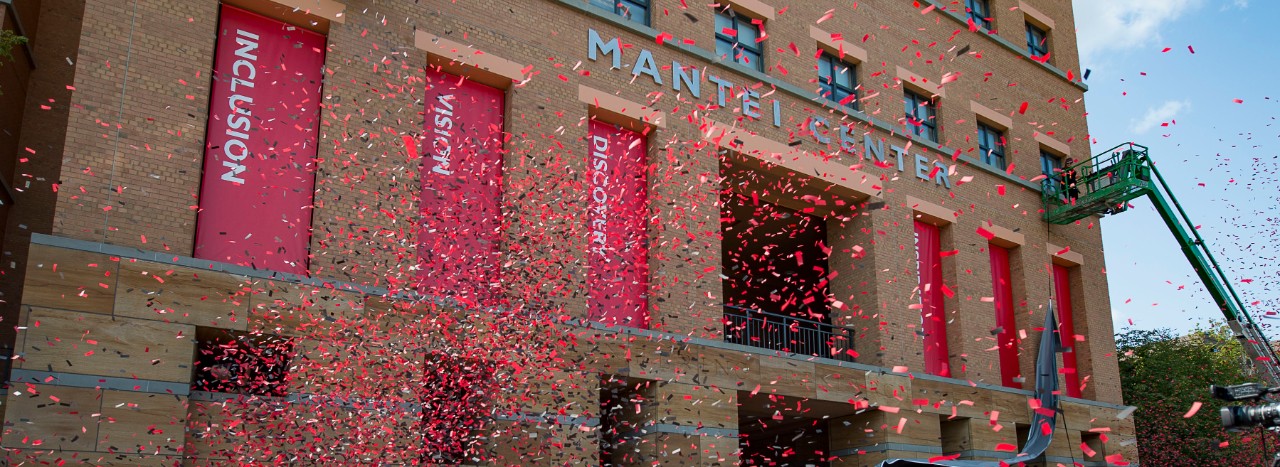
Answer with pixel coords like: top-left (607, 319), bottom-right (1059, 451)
top-left (1042, 143), bottom-right (1280, 386)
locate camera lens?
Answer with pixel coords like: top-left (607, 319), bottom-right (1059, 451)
top-left (1221, 403), bottom-right (1280, 430)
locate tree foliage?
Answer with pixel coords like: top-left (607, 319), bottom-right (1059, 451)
top-left (0, 29), bottom-right (25, 63)
top-left (1118, 324), bottom-right (1280, 465)
top-left (0, 29), bottom-right (26, 96)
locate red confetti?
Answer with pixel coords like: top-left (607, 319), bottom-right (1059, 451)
top-left (1183, 401), bottom-right (1203, 418)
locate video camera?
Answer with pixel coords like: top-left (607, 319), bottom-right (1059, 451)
top-left (1211, 383), bottom-right (1280, 430)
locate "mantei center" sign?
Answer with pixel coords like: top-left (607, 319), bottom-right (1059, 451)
top-left (585, 29), bottom-right (954, 189)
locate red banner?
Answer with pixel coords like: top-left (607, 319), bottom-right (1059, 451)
top-left (587, 121), bottom-right (648, 328)
top-left (989, 245), bottom-right (1021, 388)
top-left (914, 221), bottom-right (949, 377)
top-left (193, 6), bottom-right (326, 274)
top-left (1053, 264), bottom-right (1082, 398)
top-left (418, 70), bottom-right (506, 305)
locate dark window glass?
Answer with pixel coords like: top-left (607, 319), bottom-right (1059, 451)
top-left (977, 123), bottom-right (1006, 169)
top-left (589, 0), bottom-right (650, 25)
top-left (967, 0), bottom-right (992, 30)
top-left (420, 352), bottom-right (495, 464)
top-left (715, 10), bottom-right (765, 71)
top-left (194, 328), bottom-right (295, 397)
top-left (818, 52), bottom-right (858, 111)
top-left (1040, 151), bottom-right (1064, 193)
top-left (1026, 22), bottom-right (1049, 58)
top-left (903, 90), bottom-right (938, 143)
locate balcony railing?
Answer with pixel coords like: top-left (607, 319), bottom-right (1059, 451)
top-left (1042, 143), bottom-right (1151, 224)
top-left (723, 305), bottom-right (855, 362)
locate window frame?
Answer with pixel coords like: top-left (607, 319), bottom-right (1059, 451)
top-left (903, 90), bottom-right (939, 143)
top-left (588, 0), bottom-right (651, 25)
top-left (966, 0), bottom-right (993, 31)
top-left (1040, 149), bottom-right (1065, 193)
top-left (193, 328), bottom-right (295, 397)
top-left (420, 351), bottom-right (496, 464)
top-left (1026, 21), bottom-right (1049, 59)
top-left (818, 51), bottom-right (859, 111)
top-left (977, 122), bottom-right (1007, 170)
top-left (715, 9), bottom-right (765, 71)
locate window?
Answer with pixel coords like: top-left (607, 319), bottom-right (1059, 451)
top-left (966, 0), bottom-right (992, 30)
top-left (818, 52), bottom-right (858, 110)
top-left (988, 245), bottom-right (1021, 388)
top-left (914, 220), bottom-right (950, 377)
top-left (1051, 264), bottom-right (1084, 398)
top-left (903, 90), bottom-right (938, 143)
top-left (194, 328), bottom-right (295, 397)
top-left (977, 123), bottom-right (1006, 169)
top-left (940, 417), bottom-right (972, 455)
top-left (715, 10), bottom-right (764, 71)
top-left (193, 5), bottom-right (327, 275)
top-left (599, 376), bottom-right (651, 464)
top-left (586, 120), bottom-right (650, 329)
top-left (420, 69), bottom-right (507, 304)
top-left (1016, 423), bottom-right (1031, 452)
top-left (421, 352), bottom-right (494, 464)
top-left (1081, 432), bottom-right (1106, 461)
top-left (589, 0), bottom-right (650, 25)
top-left (1040, 150), bottom-right (1064, 193)
top-left (1026, 22), bottom-right (1049, 59)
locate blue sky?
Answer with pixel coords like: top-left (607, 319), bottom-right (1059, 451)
top-left (1071, 0), bottom-right (1280, 337)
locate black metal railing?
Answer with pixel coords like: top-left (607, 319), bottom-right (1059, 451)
top-left (723, 305), bottom-right (855, 361)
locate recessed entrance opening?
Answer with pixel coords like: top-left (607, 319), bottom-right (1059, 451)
top-left (419, 351), bottom-right (494, 464)
top-left (1081, 431), bottom-right (1105, 461)
top-left (738, 392), bottom-right (857, 467)
top-left (939, 416), bottom-right (971, 455)
top-left (722, 190), bottom-right (831, 320)
top-left (721, 163), bottom-right (835, 358)
top-left (598, 376), bottom-right (654, 466)
top-left (1015, 422), bottom-right (1047, 466)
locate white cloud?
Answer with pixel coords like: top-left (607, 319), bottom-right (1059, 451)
top-left (1130, 100), bottom-right (1190, 134)
top-left (1073, 0), bottom-right (1202, 63)
top-left (1220, 0), bottom-right (1248, 10)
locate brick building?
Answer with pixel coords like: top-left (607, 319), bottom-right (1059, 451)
top-left (0, 0), bottom-right (1138, 465)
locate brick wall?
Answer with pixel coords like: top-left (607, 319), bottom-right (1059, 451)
top-left (1, 0), bottom-right (1137, 464)
top-left (38, 0), bottom-right (1118, 395)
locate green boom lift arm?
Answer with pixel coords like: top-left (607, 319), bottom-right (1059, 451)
top-left (1042, 143), bottom-right (1280, 386)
